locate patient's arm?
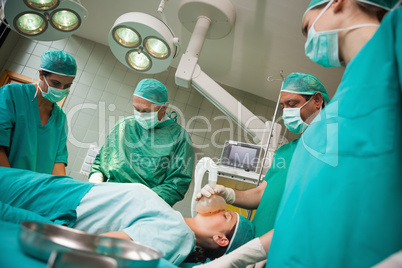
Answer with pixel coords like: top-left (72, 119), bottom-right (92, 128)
top-left (0, 146), bottom-right (11, 167)
top-left (52, 162), bottom-right (66, 175)
top-left (99, 230), bottom-right (132, 240)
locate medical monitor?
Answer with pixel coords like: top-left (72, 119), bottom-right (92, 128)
top-left (220, 140), bottom-right (262, 172)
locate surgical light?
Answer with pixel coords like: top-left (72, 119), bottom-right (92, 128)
top-left (15, 12), bottom-right (46, 35)
top-left (51, 9), bottom-right (79, 31)
top-left (114, 27), bottom-right (140, 47)
top-left (26, 0), bottom-right (58, 10)
top-left (127, 50), bottom-right (151, 71)
top-left (108, 12), bottom-right (179, 74)
top-left (3, 0), bottom-right (87, 41)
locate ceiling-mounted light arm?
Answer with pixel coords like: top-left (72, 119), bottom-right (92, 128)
top-left (157, 0), bottom-right (168, 25)
top-left (176, 0), bottom-right (281, 146)
top-left (156, 0), bottom-right (180, 58)
top-left (192, 65), bottom-right (278, 145)
top-left (185, 16), bottom-right (211, 58)
top-left (175, 18), bottom-right (279, 144)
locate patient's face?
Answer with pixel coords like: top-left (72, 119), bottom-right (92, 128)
top-left (197, 210), bottom-right (237, 234)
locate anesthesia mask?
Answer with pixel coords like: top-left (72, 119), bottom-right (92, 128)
top-left (195, 194), bottom-right (227, 215)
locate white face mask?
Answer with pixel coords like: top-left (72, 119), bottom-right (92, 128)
top-left (38, 77), bottom-right (70, 103)
top-left (305, 0), bottom-right (379, 68)
top-left (134, 107), bottom-right (162, 130)
top-left (282, 97), bottom-right (312, 134)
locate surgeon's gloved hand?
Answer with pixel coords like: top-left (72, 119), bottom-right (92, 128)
top-left (195, 184), bottom-right (235, 204)
top-left (193, 238), bottom-right (267, 268)
top-left (89, 172), bottom-right (104, 183)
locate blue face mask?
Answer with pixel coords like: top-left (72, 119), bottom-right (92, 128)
top-left (134, 107), bottom-right (162, 130)
top-left (282, 97), bottom-right (312, 135)
top-left (304, 0), bottom-right (379, 68)
top-left (38, 77), bottom-right (70, 103)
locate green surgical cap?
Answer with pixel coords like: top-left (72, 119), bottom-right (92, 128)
top-left (226, 213), bottom-right (255, 254)
top-left (305, 0), bottom-right (400, 16)
top-left (281, 72), bottom-right (330, 104)
top-left (133, 78), bottom-right (169, 105)
top-left (40, 50), bottom-right (77, 77)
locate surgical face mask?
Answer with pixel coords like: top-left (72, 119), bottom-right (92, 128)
top-left (282, 97), bottom-right (312, 134)
top-left (305, 0), bottom-right (379, 67)
top-left (38, 77), bottom-right (70, 103)
top-left (134, 107), bottom-right (162, 130)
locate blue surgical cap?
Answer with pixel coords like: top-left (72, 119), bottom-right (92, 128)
top-left (133, 78), bottom-right (169, 105)
top-left (281, 72), bottom-right (330, 104)
top-left (305, 0), bottom-right (400, 17)
top-left (226, 213), bottom-right (255, 253)
top-left (40, 50), bottom-right (77, 77)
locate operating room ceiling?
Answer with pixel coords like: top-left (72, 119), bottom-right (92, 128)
top-left (75, 0), bottom-right (345, 102)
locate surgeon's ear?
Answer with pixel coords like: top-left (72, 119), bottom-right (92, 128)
top-left (332, 0), bottom-right (345, 13)
top-left (212, 234), bottom-right (229, 247)
top-left (313, 93), bottom-right (323, 109)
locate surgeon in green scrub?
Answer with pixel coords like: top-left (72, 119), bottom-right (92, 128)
top-left (89, 78), bottom-right (194, 206)
top-left (0, 50), bottom-right (76, 175)
top-left (264, 0), bottom-right (402, 267)
top-left (181, 1), bottom-right (402, 267)
top-left (196, 72), bottom-right (329, 236)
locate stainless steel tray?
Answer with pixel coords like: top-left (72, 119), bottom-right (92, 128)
top-left (19, 221), bottom-right (162, 268)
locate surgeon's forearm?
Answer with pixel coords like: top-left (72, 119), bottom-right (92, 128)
top-left (260, 229), bottom-right (274, 253)
top-left (52, 162), bottom-right (66, 175)
top-left (100, 231), bottom-right (132, 240)
top-left (0, 146), bottom-right (11, 167)
top-left (232, 180), bottom-right (267, 210)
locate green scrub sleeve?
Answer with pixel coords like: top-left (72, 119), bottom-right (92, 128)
top-left (0, 85), bottom-right (15, 148)
top-left (0, 201), bottom-right (53, 225)
top-left (396, 11), bottom-right (402, 91)
top-left (89, 152), bottom-right (104, 178)
top-left (151, 131), bottom-right (194, 206)
top-left (55, 115), bottom-right (68, 165)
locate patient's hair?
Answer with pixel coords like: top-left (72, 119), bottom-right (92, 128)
top-left (183, 224), bottom-right (236, 263)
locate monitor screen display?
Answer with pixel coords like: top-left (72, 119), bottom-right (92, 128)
top-left (220, 141), bottom-right (261, 172)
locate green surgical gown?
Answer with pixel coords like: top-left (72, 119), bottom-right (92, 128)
top-left (90, 116), bottom-right (194, 206)
top-left (252, 138), bottom-right (299, 237)
top-left (267, 8), bottom-right (402, 268)
top-left (0, 83), bottom-right (68, 173)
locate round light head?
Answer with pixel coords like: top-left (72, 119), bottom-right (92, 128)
top-left (25, 0), bottom-right (59, 10)
top-left (127, 50), bottom-right (151, 71)
top-left (108, 12), bottom-right (179, 74)
top-left (51, 9), bottom-right (80, 31)
top-left (4, 0), bottom-right (87, 41)
top-left (15, 12), bottom-right (47, 35)
top-left (144, 37), bottom-right (170, 59)
top-left (113, 26), bottom-right (141, 48)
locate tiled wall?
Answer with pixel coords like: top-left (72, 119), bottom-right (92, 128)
top-left (1, 34), bottom-right (295, 217)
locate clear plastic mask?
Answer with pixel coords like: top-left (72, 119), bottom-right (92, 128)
top-left (195, 194), bottom-right (227, 215)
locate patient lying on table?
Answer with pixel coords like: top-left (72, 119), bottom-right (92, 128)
top-left (0, 167), bottom-right (254, 266)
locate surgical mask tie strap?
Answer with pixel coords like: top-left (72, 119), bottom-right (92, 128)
top-left (392, 0), bottom-right (402, 11)
top-left (311, 0), bottom-right (334, 30)
top-left (311, 0), bottom-right (379, 34)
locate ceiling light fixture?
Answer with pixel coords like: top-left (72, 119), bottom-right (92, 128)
top-left (108, 1), bottom-right (179, 74)
top-left (2, 0), bottom-right (88, 41)
top-left (175, 0), bottom-right (281, 146)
